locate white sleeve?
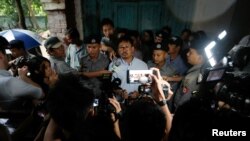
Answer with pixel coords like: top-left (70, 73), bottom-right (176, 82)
top-left (6, 77), bottom-right (43, 99)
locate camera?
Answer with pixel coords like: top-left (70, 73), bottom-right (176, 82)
top-left (95, 73), bottom-right (121, 115)
top-left (11, 56), bottom-right (31, 77)
top-left (200, 47), bottom-right (250, 116)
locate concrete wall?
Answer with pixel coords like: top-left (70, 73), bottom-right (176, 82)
top-left (41, 0), bottom-right (66, 39)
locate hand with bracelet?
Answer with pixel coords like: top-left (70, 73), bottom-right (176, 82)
top-left (149, 67), bottom-right (173, 139)
top-left (108, 96), bottom-right (122, 139)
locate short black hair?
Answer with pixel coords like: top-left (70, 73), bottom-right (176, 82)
top-left (181, 28), bottom-right (192, 35)
top-left (27, 56), bottom-right (51, 94)
top-left (47, 74), bottom-right (94, 132)
top-left (0, 36), bottom-right (9, 54)
top-left (9, 39), bottom-right (25, 50)
top-left (190, 37), bottom-right (208, 56)
top-left (65, 27), bottom-right (80, 40)
top-left (123, 100), bottom-right (166, 141)
top-left (117, 35), bottom-right (134, 47)
top-left (101, 18), bottom-right (114, 28)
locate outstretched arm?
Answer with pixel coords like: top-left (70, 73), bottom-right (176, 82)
top-left (150, 68), bottom-right (173, 140)
top-left (108, 97), bottom-right (122, 139)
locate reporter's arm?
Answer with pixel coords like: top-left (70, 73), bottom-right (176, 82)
top-left (162, 75), bottom-right (182, 82)
top-left (150, 68), bottom-right (173, 140)
top-left (108, 97), bottom-right (122, 139)
top-left (81, 70), bottom-right (112, 78)
top-left (43, 118), bottom-right (60, 141)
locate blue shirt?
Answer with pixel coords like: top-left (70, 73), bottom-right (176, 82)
top-left (109, 57), bottom-right (148, 94)
top-left (166, 55), bottom-right (188, 75)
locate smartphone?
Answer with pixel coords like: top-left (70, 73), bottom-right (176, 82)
top-left (128, 70), bottom-right (153, 84)
top-left (93, 99), bottom-right (99, 107)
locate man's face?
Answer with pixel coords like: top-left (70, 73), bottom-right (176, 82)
top-left (64, 34), bottom-right (73, 44)
top-left (86, 43), bottom-right (100, 58)
top-left (50, 45), bottom-right (65, 58)
top-left (187, 48), bottom-right (201, 65)
top-left (168, 44), bottom-right (179, 55)
top-left (154, 36), bottom-right (163, 43)
top-left (118, 41), bottom-right (134, 60)
top-left (152, 50), bottom-right (167, 65)
top-left (10, 48), bottom-right (24, 58)
top-left (102, 24), bottom-right (114, 38)
top-left (181, 32), bottom-right (190, 41)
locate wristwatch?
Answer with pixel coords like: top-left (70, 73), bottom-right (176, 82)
top-left (157, 99), bottom-right (167, 106)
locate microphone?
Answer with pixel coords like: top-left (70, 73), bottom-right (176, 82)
top-left (111, 58), bottom-right (121, 72)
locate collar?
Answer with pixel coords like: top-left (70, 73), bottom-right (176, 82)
top-left (120, 57), bottom-right (135, 66)
top-left (187, 64), bottom-right (203, 74)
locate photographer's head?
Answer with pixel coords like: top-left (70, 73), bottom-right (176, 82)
top-left (9, 39), bottom-right (26, 59)
top-left (44, 37), bottom-right (65, 58)
top-left (47, 73), bottom-right (94, 133)
top-left (117, 35), bottom-right (135, 63)
top-left (0, 36), bottom-right (9, 69)
top-left (123, 99), bottom-right (166, 141)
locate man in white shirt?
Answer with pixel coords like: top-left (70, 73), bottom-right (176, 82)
top-left (109, 35), bottom-right (148, 99)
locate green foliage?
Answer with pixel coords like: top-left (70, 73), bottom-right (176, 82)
top-left (0, 0), bottom-right (46, 17)
top-left (0, 0), bottom-right (47, 30)
top-left (0, 0), bottom-right (16, 18)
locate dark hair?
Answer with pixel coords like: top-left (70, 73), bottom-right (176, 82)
top-left (0, 36), bottom-right (9, 54)
top-left (117, 35), bottom-right (134, 47)
top-left (123, 99), bottom-right (166, 141)
top-left (65, 27), bottom-right (80, 39)
top-left (101, 18), bottom-right (114, 28)
top-left (142, 30), bottom-right (154, 42)
top-left (65, 27), bottom-right (82, 45)
top-left (9, 39), bottom-right (25, 50)
top-left (181, 28), bottom-right (192, 35)
top-left (47, 74), bottom-right (94, 132)
top-left (115, 27), bottom-right (128, 38)
top-left (169, 98), bottom-right (214, 141)
top-left (189, 37), bottom-right (208, 57)
top-left (27, 56), bottom-right (50, 94)
top-left (162, 25), bottom-right (172, 35)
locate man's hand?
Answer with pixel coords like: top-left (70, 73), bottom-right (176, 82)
top-left (129, 91), bottom-right (140, 99)
top-left (150, 68), bottom-right (173, 102)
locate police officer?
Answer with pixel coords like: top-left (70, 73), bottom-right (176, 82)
top-left (173, 38), bottom-right (208, 109)
top-left (80, 35), bottom-right (111, 97)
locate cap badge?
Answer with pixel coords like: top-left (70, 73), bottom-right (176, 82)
top-left (156, 44), bottom-right (161, 48)
top-left (91, 39), bottom-right (96, 43)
